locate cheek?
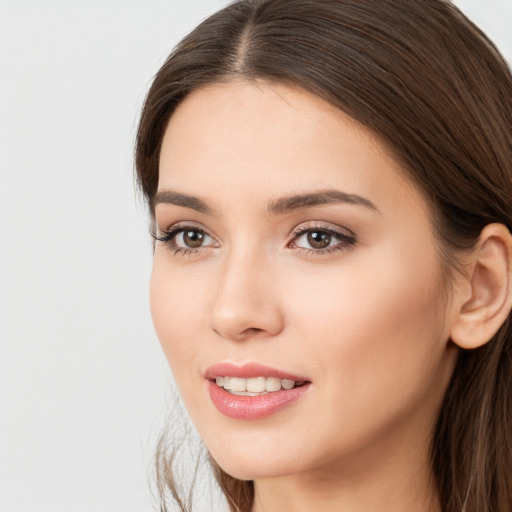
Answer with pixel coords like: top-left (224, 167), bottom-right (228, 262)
top-left (268, 249), bottom-right (452, 461)
top-left (149, 258), bottom-right (207, 375)
top-left (284, 242), bottom-right (448, 400)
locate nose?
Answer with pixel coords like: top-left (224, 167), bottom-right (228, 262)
top-left (209, 249), bottom-right (284, 342)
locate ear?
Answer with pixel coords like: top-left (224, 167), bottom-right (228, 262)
top-left (450, 223), bottom-right (512, 350)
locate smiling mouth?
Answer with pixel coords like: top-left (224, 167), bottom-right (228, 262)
top-left (214, 376), bottom-right (309, 396)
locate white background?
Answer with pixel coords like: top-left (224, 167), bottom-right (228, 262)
top-left (1, 1), bottom-right (511, 511)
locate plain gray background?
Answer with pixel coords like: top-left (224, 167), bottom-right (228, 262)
top-left (1, 1), bottom-right (511, 511)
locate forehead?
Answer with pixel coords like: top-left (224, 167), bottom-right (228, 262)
top-left (158, 80), bottom-right (426, 219)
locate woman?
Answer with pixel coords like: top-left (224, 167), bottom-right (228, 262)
top-left (135, 1), bottom-right (512, 511)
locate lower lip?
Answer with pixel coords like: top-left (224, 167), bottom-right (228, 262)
top-left (208, 380), bottom-right (310, 420)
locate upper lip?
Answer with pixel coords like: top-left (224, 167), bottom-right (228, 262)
top-left (204, 362), bottom-right (310, 382)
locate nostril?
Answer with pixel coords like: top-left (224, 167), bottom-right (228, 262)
top-left (209, 294), bottom-right (284, 341)
top-left (240, 327), bottom-right (264, 337)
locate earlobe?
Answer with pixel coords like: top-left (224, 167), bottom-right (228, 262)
top-left (450, 223), bottom-right (512, 350)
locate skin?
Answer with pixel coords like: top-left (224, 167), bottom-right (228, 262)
top-left (150, 81), bottom-right (463, 512)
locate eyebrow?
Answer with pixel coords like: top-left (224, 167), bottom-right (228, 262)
top-left (152, 188), bottom-right (380, 215)
top-left (267, 189), bottom-right (380, 214)
top-left (152, 190), bottom-right (214, 215)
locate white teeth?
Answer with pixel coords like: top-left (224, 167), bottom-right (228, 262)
top-left (215, 376), bottom-right (301, 394)
top-left (265, 377), bottom-right (282, 392)
top-left (246, 377), bottom-right (266, 392)
top-left (229, 391), bottom-right (263, 396)
top-left (282, 379), bottom-right (295, 390)
top-left (230, 377), bottom-right (246, 392)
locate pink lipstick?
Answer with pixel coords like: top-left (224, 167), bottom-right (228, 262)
top-left (205, 362), bottom-right (311, 420)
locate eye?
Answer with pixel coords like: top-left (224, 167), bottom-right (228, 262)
top-left (154, 224), bottom-right (217, 254)
top-left (175, 228), bottom-right (211, 248)
top-left (289, 224), bottom-right (356, 254)
top-left (299, 230), bottom-right (334, 250)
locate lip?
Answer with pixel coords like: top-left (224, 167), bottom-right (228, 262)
top-left (204, 362), bottom-right (309, 382)
top-left (205, 362), bottom-right (311, 420)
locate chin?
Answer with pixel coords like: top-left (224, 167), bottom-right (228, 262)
top-left (213, 457), bottom-right (289, 481)
top-left (206, 435), bottom-right (311, 481)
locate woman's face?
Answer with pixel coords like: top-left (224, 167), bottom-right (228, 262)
top-left (151, 81), bottom-right (459, 481)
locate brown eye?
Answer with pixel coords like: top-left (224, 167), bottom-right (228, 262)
top-left (155, 226), bottom-right (216, 252)
top-left (183, 229), bottom-right (205, 248)
top-left (291, 225), bottom-right (356, 254)
top-left (307, 231), bottom-right (331, 249)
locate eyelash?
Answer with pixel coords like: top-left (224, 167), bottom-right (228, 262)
top-left (154, 223), bottom-right (357, 257)
top-left (153, 224), bottom-right (211, 256)
top-left (289, 224), bottom-right (357, 256)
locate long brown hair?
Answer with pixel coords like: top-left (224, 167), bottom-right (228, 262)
top-left (135, 1), bottom-right (512, 511)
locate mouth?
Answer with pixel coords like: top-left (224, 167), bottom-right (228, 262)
top-left (205, 362), bottom-right (311, 420)
top-left (213, 376), bottom-right (309, 396)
